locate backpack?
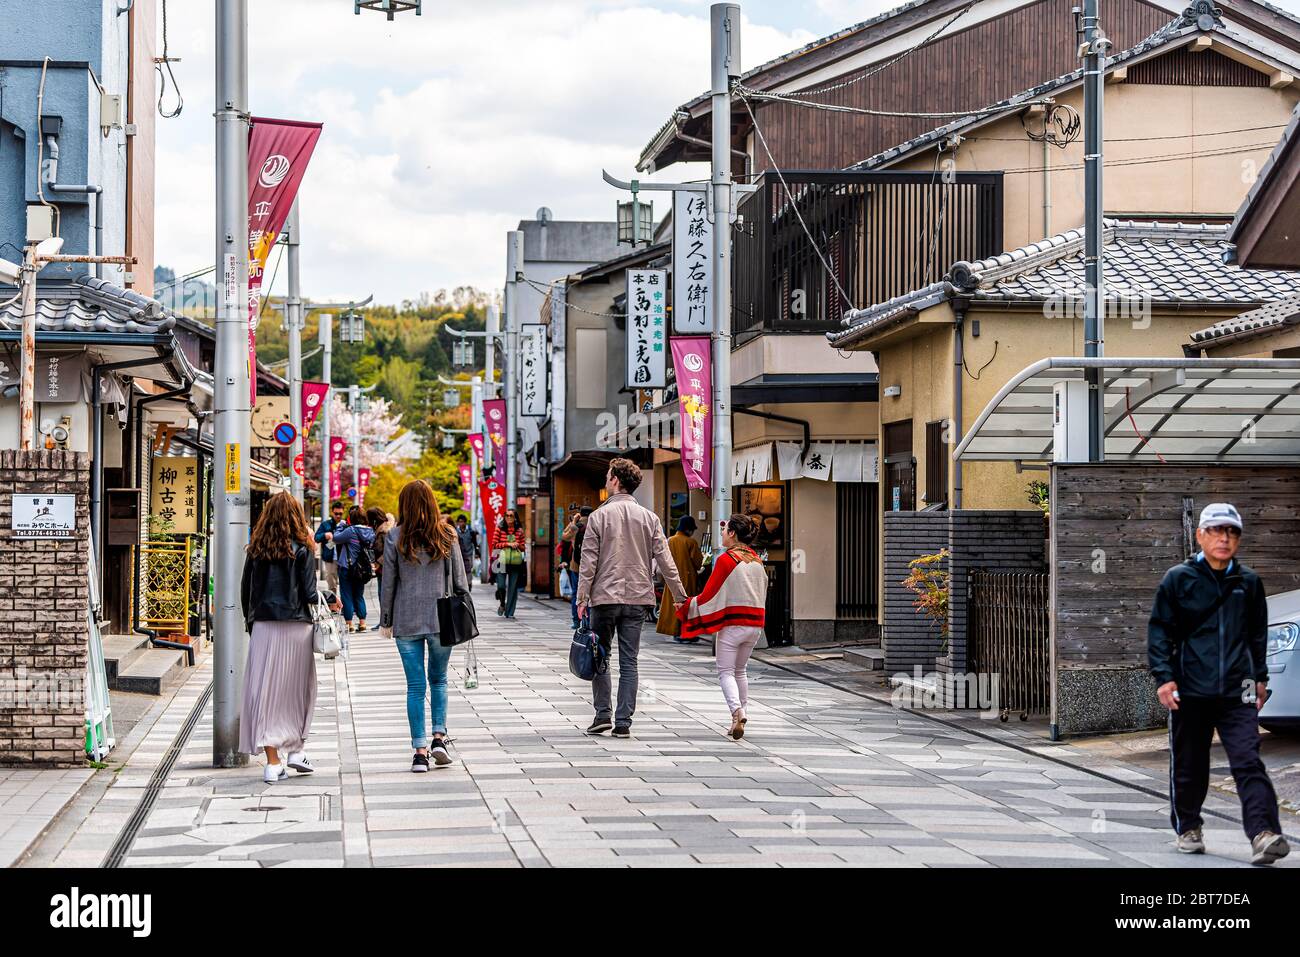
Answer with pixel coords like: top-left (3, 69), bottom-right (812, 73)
top-left (352, 533), bottom-right (375, 585)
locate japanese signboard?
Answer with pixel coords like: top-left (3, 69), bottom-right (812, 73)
top-left (329, 437), bottom-right (347, 502)
top-left (251, 396), bottom-right (291, 448)
top-left (670, 337), bottom-right (712, 491)
top-left (478, 480), bottom-right (506, 538)
top-left (483, 399), bottom-right (507, 468)
top-left (672, 190), bottom-right (713, 334)
top-left (0, 353), bottom-right (88, 401)
top-left (225, 443), bottom-right (241, 494)
top-left (151, 456), bottom-right (200, 534)
top-left (626, 269), bottom-right (667, 389)
top-left (520, 323), bottom-right (548, 417)
top-left (10, 494), bottom-right (76, 539)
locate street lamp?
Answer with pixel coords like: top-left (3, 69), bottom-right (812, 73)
top-left (617, 187), bottom-right (655, 247)
top-left (355, 0), bottom-right (421, 19)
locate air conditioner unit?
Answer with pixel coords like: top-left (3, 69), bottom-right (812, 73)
top-left (1052, 380), bottom-right (1091, 462)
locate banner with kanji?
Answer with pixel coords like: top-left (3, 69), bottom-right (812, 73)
top-left (358, 468), bottom-right (371, 507)
top-left (671, 337), bottom-right (712, 491)
top-left (247, 116), bottom-right (323, 402)
top-left (479, 480), bottom-right (506, 538)
top-left (328, 436), bottom-right (347, 502)
top-left (483, 399), bottom-right (506, 472)
top-left (467, 432), bottom-right (485, 467)
top-left (301, 382), bottom-right (329, 437)
top-left (460, 464), bottom-right (472, 511)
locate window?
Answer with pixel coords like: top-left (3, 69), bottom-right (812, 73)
top-left (574, 328), bottom-right (607, 408)
top-left (924, 420), bottom-right (948, 507)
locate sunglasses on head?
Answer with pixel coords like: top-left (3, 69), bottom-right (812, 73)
top-left (1203, 524), bottom-right (1241, 538)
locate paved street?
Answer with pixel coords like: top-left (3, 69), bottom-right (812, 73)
top-left (29, 588), bottom-right (1293, 868)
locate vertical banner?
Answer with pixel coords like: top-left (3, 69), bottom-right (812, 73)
top-left (246, 117), bottom-right (324, 402)
top-left (520, 323), bottom-right (548, 417)
top-left (328, 437), bottom-right (347, 502)
top-left (460, 464), bottom-right (473, 510)
top-left (671, 336), bottom-right (713, 491)
top-left (479, 480), bottom-right (506, 537)
top-left (357, 468), bottom-right (371, 507)
top-left (672, 190), bottom-right (713, 334)
top-left (626, 269), bottom-right (667, 388)
top-left (467, 432), bottom-right (485, 466)
top-left (483, 399), bottom-right (507, 470)
top-left (301, 382), bottom-right (329, 436)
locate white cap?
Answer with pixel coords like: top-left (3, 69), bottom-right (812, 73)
top-left (1198, 503), bottom-right (1242, 531)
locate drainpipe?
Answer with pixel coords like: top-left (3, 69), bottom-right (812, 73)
top-left (952, 300), bottom-right (967, 510)
top-left (734, 407), bottom-right (811, 457)
top-left (47, 185), bottom-right (104, 280)
top-left (1042, 138), bottom-right (1051, 239)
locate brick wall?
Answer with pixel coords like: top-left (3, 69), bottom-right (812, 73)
top-left (0, 450), bottom-right (90, 768)
top-left (882, 512), bottom-right (949, 672)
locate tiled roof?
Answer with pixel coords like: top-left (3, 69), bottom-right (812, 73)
top-left (0, 276), bottom-right (177, 335)
top-left (828, 220), bottom-right (1300, 348)
top-left (1189, 291), bottom-right (1300, 344)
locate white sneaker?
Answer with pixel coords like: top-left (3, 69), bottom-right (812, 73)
top-left (263, 763), bottom-right (288, 784)
top-left (287, 752), bottom-right (315, 774)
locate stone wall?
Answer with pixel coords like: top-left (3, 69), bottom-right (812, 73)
top-left (882, 512), bottom-right (949, 672)
top-left (0, 450), bottom-right (90, 767)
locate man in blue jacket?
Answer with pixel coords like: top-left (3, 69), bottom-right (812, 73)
top-left (1148, 502), bottom-right (1288, 865)
top-left (314, 501), bottom-right (346, 595)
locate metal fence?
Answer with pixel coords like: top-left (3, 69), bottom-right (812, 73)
top-left (967, 571), bottom-right (1050, 719)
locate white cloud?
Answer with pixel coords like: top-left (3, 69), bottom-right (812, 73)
top-left (153, 0), bottom-right (814, 304)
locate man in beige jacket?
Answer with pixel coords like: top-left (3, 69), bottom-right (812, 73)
top-left (577, 457), bottom-right (687, 737)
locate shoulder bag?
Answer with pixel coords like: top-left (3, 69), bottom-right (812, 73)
top-left (312, 592), bottom-right (345, 659)
top-left (438, 555), bottom-right (480, 647)
top-left (568, 614), bottom-right (608, 681)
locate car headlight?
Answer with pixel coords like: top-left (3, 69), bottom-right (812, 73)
top-left (1267, 622), bottom-right (1299, 657)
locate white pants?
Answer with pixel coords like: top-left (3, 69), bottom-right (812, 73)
top-left (715, 625), bottom-right (762, 714)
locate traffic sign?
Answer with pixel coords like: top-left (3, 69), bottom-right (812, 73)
top-left (292, 453), bottom-right (304, 477)
top-left (274, 421), bottom-right (298, 446)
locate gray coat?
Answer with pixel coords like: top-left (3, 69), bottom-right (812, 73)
top-left (379, 526), bottom-right (469, 638)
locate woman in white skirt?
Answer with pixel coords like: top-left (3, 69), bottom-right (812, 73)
top-left (678, 514), bottom-right (769, 740)
top-left (240, 491), bottom-right (339, 783)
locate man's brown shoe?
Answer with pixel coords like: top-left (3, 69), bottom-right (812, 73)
top-left (1251, 831), bottom-right (1290, 866)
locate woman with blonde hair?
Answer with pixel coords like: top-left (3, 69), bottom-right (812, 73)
top-left (380, 480), bottom-right (469, 771)
top-left (240, 491), bottom-right (339, 783)
top-left (679, 513), bottom-right (768, 740)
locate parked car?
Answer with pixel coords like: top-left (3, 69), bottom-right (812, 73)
top-left (1262, 588), bottom-right (1300, 732)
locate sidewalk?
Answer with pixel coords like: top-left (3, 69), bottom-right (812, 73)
top-left (27, 588), bottom-right (1290, 868)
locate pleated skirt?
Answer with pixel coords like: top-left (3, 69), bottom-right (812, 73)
top-left (239, 620), bottom-right (317, 756)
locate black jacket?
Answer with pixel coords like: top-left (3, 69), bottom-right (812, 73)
top-left (241, 543), bottom-right (320, 628)
top-left (1148, 555), bottom-right (1269, 699)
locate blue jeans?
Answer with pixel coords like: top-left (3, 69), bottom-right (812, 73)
top-left (395, 634), bottom-right (453, 749)
top-left (567, 569), bottom-right (580, 626)
top-left (339, 566), bottom-right (368, 623)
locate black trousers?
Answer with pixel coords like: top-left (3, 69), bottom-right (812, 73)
top-left (1168, 696), bottom-right (1281, 840)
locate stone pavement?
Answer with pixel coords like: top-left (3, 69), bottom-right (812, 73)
top-left (0, 768), bottom-right (93, 867)
top-left (29, 588), bottom-right (1294, 868)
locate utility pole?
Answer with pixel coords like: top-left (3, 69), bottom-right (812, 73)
top-left (709, 3), bottom-right (739, 539)
top-left (1079, 0), bottom-right (1109, 461)
top-left (285, 199), bottom-right (304, 508)
top-left (503, 233), bottom-right (523, 509)
top-left (212, 0), bottom-right (251, 769)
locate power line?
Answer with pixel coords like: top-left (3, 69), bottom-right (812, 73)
top-left (519, 276), bottom-right (627, 319)
top-left (738, 84), bottom-right (1007, 120)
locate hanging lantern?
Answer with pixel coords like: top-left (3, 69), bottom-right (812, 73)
top-left (441, 432), bottom-right (455, 450)
top-left (617, 194), bottom-right (655, 247)
top-left (443, 389), bottom-right (460, 408)
top-left (355, 0), bottom-right (421, 20)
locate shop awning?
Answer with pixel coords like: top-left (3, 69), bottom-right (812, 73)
top-left (953, 357), bottom-right (1300, 464)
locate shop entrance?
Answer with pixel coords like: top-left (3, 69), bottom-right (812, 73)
top-left (736, 482), bottom-right (791, 646)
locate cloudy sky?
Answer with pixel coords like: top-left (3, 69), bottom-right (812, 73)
top-left (154, 0), bottom-right (1300, 306)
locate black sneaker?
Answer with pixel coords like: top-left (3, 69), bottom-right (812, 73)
top-left (430, 738), bottom-right (453, 766)
top-left (612, 725), bottom-right (631, 738)
top-left (586, 719), bottom-right (613, 735)
top-left (411, 751), bottom-right (430, 773)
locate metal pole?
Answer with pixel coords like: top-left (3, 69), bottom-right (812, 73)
top-left (504, 233), bottom-right (523, 508)
top-left (349, 383), bottom-right (360, 502)
top-left (18, 245), bottom-right (36, 451)
top-left (212, 0), bottom-right (250, 769)
top-left (320, 310), bottom-right (333, 522)
top-left (710, 3), bottom-right (739, 540)
top-left (286, 199), bottom-right (304, 508)
top-left (1080, 0), bottom-right (1106, 461)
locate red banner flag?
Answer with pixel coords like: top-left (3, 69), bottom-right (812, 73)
top-left (671, 337), bottom-right (712, 491)
top-left (358, 467), bottom-right (371, 507)
top-left (467, 432), bottom-right (485, 466)
top-left (328, 437), bottom-right (347, 503)
top-left (483, 399), bottom-right (506, 471)
top-left (247, 117), bottom-right (323, 402)
top-left (301, 382), bottom-right (329, 437)
top-left (459, 464), bottom-right (472, 510)
top-left (479, 479), bottom-right (506, 538)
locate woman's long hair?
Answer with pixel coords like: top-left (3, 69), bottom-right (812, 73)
top-left (247, 491), bottom-right (313, 561)
top-left (500, 508), bottom-right (520, 532)
top-left (397, 480), bottom-right (457, 563)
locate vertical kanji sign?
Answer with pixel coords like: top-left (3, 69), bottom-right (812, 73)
top-left (328, 437), bottom-right (347, 502)
top-left (357, 468), bottom-right (371, 507)
top-left (460, 464), bottom-right (473, 511)
top-left (479, 480), bottom-right (506, 537)
top-left (626, 269), bottom-right (667, 389)
top-left (670, 337), bottom-right (712, 491)
top-left (672, 190), bottom-right (712, 334)
top-left (520, 323), bottom-right (548, 417)
top-left (483, 399), bottom-right (507, 468)
top-left (151, 456), bottom-right (200, 534)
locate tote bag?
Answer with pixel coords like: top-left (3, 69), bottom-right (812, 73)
top-left (437, 556), bottom-right (480, 647)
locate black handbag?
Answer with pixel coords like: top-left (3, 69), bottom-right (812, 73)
top-left (568, 615), bottom-right (608, 681)
top-left (438, 556), bottom-right (480, 647)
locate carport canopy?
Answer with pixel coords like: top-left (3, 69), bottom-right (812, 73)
top-left (953, 357), bottom-right (1300, 463)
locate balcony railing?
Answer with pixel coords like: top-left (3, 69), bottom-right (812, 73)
top-left (732, 170), bottom-right (1003, 339)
